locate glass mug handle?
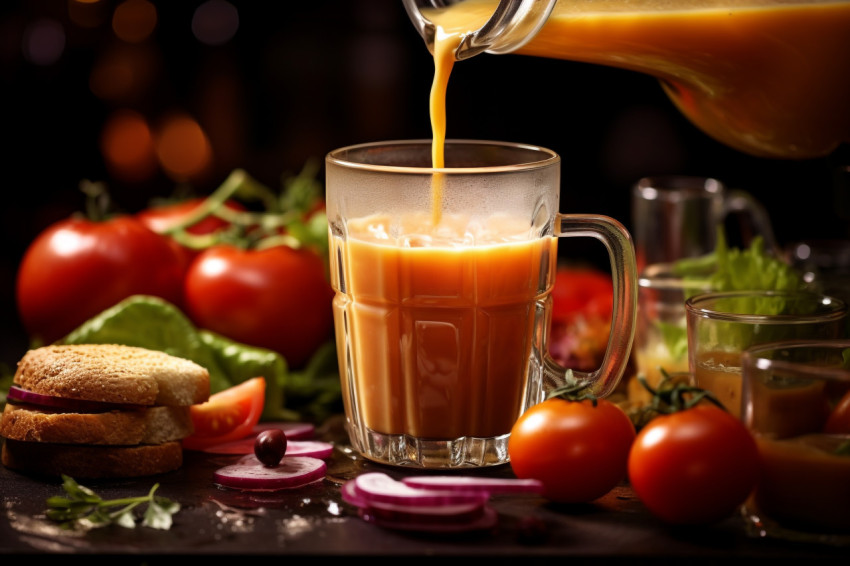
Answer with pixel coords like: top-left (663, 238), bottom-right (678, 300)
top-left (544, 213), bottom-right (638, 397)
top-left (722, 189), bottom-right (781, 257)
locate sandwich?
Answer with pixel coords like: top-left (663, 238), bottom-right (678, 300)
top-left (0, 343), bottom-right (210, 479)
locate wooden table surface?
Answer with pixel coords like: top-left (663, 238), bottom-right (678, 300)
top-left (1, 416), bottom-right (847, 563)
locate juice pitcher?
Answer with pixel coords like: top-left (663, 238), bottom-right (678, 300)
top-left (402, 0), bottom-right (850, 160)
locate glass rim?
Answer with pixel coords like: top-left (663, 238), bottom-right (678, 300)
top-left (684, 290), bottom-right (848, 323)
top-left (633, 175), bottom-right (725, 201)
top-left (639, 262), bottom-right (713, 291)
top-left (742, 338), bottom-right (850, 381)
top-left (325, 139), bottom-right (560, 175)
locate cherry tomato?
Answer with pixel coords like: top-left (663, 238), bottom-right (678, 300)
top-left (508, 397), bottom-right (636, 503)
top-left (824, 389), bottom-right (850, 434)
top-left (136, 197), bottom-right (246, 268)
top-left (628, 405), bottom-right (761, 525)
top-left (182, 376), bottom-right (266, 451)
top-left (183, 243), bottom-right (335, 369)
top-left (16, 215), bottom-right (185, 345)
top-left (550, 266), bottom-right (613, 324)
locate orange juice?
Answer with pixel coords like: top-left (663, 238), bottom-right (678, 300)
top-left (753, 434), bottom-right (850, 532)
top-left (425, 0), bottom-right (850, 159)
top-left (332, 214), bottom-right (557, 439)
top-left (692, 350), bottom-right (744, 417)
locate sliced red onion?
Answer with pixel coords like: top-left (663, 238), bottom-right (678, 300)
top-left (252, 421), bottom-right (315, 440)
top-left (353, 472), bottom-right (490, 508)
top-left (7, 385), bottom-right (147, 413)
top-left (213, 456), bottom-right (327, 491)
top-left (205, 437), bottom-right (334, 458)
top-left (401, 475), bottom-right (544, 495)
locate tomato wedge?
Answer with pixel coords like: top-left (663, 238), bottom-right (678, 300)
top-left (182, 377), bottom-right (266, 451)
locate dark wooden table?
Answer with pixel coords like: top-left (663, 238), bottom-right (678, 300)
top-left (1, 416), bottom-right (846, 563)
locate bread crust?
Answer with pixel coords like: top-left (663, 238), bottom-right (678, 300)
top-left (0, 404), bottom-right (194, 445)
top-left (14, 344), bottom-right (210, 406)
top-left (1, 439), bottom-right (183, 478)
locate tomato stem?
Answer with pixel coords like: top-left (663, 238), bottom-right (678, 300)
top-left (636, 370), bottom-right (726, 415)
top-left (546, 370), bottom-right (599, 405)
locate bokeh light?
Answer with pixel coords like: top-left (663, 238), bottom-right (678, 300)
top-left (100, 109), bottom-right (157, 182)
top-left (69, 0), bottom-right (110, 29)
top-left (89, 44), bottom-right (158, 103)
top-left (112, 0), bottom-right (157, 43)
top-left (21, 19), bottom-right (65, 66)
top-left (192, 0), bottom-right (239, 46)
top-left (154, 113), bottom-right (213, 182)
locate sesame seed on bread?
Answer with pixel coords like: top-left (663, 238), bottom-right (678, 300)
top-left (1, 439), bottom-right (184, 479)
top-left (13, 344), bottom-right (210, 406)
top-left (0, 404), bottom-right (194, 445)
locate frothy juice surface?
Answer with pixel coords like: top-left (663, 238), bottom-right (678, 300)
top-left (426, 0), bottom-right (850, 158)
top-left (332, 214), bottom-right (557, 440)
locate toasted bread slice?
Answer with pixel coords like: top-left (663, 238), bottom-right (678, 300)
top-left (13, 344), bottom-right (210, 406)
top-left (0, 404), bottom-right (193, 445)
top-left (1, 438), bottom-right (183, 479)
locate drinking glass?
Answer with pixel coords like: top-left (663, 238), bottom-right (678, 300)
top-left (627, 264), bottom-right (712, 405)
top-left (740, 339), bottom-right (850, 544)
top-left (631, 175), bottom-right (778, 273)
top-left (325, 139), bottom-right (638, 468)
top-left (685, 290), bottom-right (848, 418)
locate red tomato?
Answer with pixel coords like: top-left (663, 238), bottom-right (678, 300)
top-left (16, 215), bottom-right (185, 345)
top-left (183, 243), bottom-right (335, 369)
top-left (628, 405), bottom-right (761, 525)
top-left (508, 397), bottom-right (636, 503)
top-left (137, 198), bottom-right (246, 268)
top-left (824, 389), bottom-right (850, 434)
top-left (183, 377), bottom-right (266, 451)
top-left (551, 266), bottom-right (613, 324)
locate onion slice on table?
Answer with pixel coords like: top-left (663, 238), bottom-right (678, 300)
top-left (205, 437), bottom-right (334, 458)
top-left (354, 472), bottom-right (490, 508)
top-left (214, 456), bottom-right (327, 491)
top-left (401, 475), bottom-right (544, 494)
top-left (6, 385), bottom-right (147, 412)
top-left (253, 421), bottom-right (315, 440)
top-left (341, 472), bottom-right (500, 533)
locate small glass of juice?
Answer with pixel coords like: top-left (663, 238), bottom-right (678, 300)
top-left (741, 339), bottom-right (850, 543)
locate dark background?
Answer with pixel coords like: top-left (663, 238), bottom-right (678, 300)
top-left (2, 0), bottom-right (848, 371)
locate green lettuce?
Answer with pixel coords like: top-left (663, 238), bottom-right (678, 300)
top-left (661, 228), bottom-right (806, 356)
top-left (57, 295), bottom-right (341, 423)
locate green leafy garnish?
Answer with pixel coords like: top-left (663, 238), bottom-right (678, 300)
top-left (673, 229), bottom-right (804, 295)
top-left (57, 294), bottom-right (341, 423)
top-left (45, 475), bottom-right (179, 530)
top-left (657, 228), bottom-right (807, 356)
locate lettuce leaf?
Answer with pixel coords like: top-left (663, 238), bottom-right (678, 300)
top-left (660, 228), bottom-right (806, 356)
top-left (57, 294), bottom-right (340, 422)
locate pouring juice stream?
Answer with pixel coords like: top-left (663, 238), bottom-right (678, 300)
top-left (420, 0), bottom-right (850, 161)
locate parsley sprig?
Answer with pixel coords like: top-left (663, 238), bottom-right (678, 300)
top-left (45, 475), bottom-right (179, 530)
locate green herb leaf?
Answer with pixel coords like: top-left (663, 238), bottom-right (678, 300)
top-left (45, 476), bottom-right (179, 530)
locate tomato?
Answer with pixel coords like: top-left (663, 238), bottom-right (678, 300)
top-left (824, 389), bottom-right (850, 434)
top-left (508, 397), bottom-right (636, 503)
top-left (550, 266), bottom-right (613, 324)
top-left (183, 243), bottom-right (335, 369)
top-left (16, 215), bottom-right (185, 345)
top-left (136, 197), bottom-right (246, 268)
top-left (628, 405), bottom-right (761, 525)
top-left (182, 376), bottom-right (266, 451)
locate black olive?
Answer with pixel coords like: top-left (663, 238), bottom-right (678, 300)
top-left (254, 428), bottom-right (288, 467)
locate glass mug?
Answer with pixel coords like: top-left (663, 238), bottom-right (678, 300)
top-left (631, 175), bottom-right (778, 273)
top-left (325, 140), bottom-right (637, 468)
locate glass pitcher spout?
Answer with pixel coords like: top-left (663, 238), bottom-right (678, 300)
top-left (403, 0), bottom-right (557, 60)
